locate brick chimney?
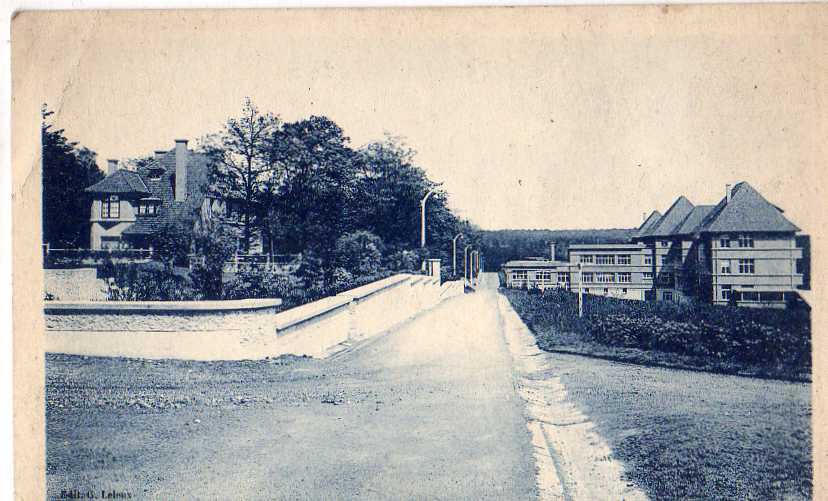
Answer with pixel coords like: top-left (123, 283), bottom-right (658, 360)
top-left (107, 159), bottom-right (118, 175)
top-left (549, 241), bottom-right (557, 261)
top-left (726, 184), bottom-right (732, 203)
top-left (174, 139), bottom-right (188, 201)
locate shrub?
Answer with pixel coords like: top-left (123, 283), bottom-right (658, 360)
top-left (189, 225), bottom-right (236, 299)
top-left (504, 289), bottom-right (811, 377)
top-left (108, 263), bottom-right (199, 301)
top-left (334, 231), bottom-right (383, 276)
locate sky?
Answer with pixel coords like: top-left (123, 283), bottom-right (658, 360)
top-left (19, 6), bottom-right (824, 231)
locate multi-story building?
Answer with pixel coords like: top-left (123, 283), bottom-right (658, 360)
top-left (501, 182), bottom-right (805, 308)
top-left (568, 243), bottom-right (652, 300)
top-left (84, 139), bottom-right (265, 253)
top-left (502, 242), bottom-right (572, 289)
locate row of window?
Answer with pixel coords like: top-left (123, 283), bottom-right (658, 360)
top-left (719, 258), bottom-right (755, 274)
top-left (720, 286), bottom-right (786, 302)
top-left (514, 270), bottom-right (677, 284)
top-left (512, 271), bottom-right (569, 282)
top-left (580, 272), bottom-right (632, 284)
top-left (100, 196), bottom-right (160, 219)
top-left (578, 254), bottom-right (633, 265)
top-left (577, 254), bottom-right (677, 266)
top-left (720, 234), bottom-right (755, 248)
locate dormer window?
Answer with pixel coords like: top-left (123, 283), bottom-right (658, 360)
top-left (101, 195), bottom-right (120, 219)
top-left (137, 198), bottom-right (160, 216)
top-left (147, 167), bottom-right (165, 180)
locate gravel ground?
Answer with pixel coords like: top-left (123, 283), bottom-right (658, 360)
top-left (548, 352), bottom-right (812, 500)
top-left (46, 290), bottom-right (536, 500)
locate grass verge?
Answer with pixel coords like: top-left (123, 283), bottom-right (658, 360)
top-left (502, 288), bottom-right (810, 382)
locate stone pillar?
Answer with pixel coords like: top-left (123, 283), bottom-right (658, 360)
top-left (426, 259), bottom-right (441, 279)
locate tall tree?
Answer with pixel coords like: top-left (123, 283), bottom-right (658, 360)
top-left (263, 116), bottom-right (363, 257)
top-left (41, 104), bottom-right (104, 248)
top-left (356, 135), bottom-right (467, 257)
top-left (201, 97), bottom-right (280, 252)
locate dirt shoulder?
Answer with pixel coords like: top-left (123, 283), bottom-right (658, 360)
top-left (537, 350), bottom-right (811, 499)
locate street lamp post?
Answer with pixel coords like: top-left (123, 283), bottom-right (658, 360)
top-left (420, 189), bottom-right (437, 248)
top-left (472, 250), bottom-right (478, 286)
top-left (452, 233), bottom-right (463, 277)
top-left (464, 245), bottom-right (472, 284)
top-left (578, 262), bottom-right (584, 318)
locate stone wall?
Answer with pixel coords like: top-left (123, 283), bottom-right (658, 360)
top-left (44, 268), bottom-right (108, 301)
top-left (45, 275), bottom-right (467, 361)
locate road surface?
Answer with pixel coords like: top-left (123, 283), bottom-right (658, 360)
top-left (48, 274), bottom-right (643, 500)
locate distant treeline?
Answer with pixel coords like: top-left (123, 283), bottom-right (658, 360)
top-left (479, 228), bottom-right (636, 269)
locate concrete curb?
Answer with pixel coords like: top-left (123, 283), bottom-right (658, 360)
top-left (497, 292), bottom-right (649, 501)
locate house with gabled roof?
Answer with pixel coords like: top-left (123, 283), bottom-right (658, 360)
top-left (84, 139), bottom-right (264, 253)
top-left (633, 182), bottom-right (804, 306)
top-left (501, 182), bottom-right (805, 308)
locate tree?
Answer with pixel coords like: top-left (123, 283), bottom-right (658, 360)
top-left (334, 230), bottom-right (383, 275)
top-left (41, 104), bottom-right (104, 247)
top-left (263, 116), bottom-right (363, 257)
top-left (201, 98), bottom-right (280, 252)
top-left (189, 224), bottom-right (236, 300)
top-left (149, 219), bottom-right (194, 270)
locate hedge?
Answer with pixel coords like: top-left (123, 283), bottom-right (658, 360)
top-left (504, 288), bottom-right (810, 380)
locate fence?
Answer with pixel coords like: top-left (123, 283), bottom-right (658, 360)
top-left (43, 245), bottom-right (154, 268)
top-left (188, 253), bottom-right (301, 273)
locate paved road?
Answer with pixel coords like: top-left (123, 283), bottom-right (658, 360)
top-left (147, 275), bottom-right (537, 499)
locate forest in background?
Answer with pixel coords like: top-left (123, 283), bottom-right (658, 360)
top-left (478, 228), bottom-right (636, 269)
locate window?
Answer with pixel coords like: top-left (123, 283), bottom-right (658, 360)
top-left (644, 255), bottom-right (653, 265)
top-left (101, 195), bottom-right (120, 218)
top-left (720, 260), bottom-right (731, 274)
top-left (660, 241), bottom-right (670, 247)
top-left (538, 271), bottom-right (553, 281)
top-left (643, 272), bottom-right (653, 280)
top-left (663, 291), bottom-right (674, 301)
top-left (622, 288), bottom-right (628, 293)
top-left (660, 255), bottom-right (670, 265)
top-left (137, 199), bottom-right (158, 216)
top-left (582, 272), bottom-right (593, 283)
top-left (579, 255), bottom-right (593, 264)
top-left (721, 285), bottom-right (732, 301)
top-left (513, 271), bottom-right (527, 280)
top-left (658, 272), bottom-right (674, 285)
top-left (557, 272), bottom-right (570, 283)
top-left (596, 255), bottom-right (615, 265)
top-left (720, 237), bottom-right (730, 248)
top-left (738, 259), bottom-right (755, 274)
top-left (740, 291), bottom-right (759, 301)
top-left (596, 272), bottom-right (615, 283)
top-left (738, 234), bottom-right (755, 248)
top-left (617, 255), bottom-right (631, 265)
top-left (617, 272), bottom-right (631, 283)
top-left (759, 291), bottom-right (784, 302)
top-left (100, 235), bottom-right (122, 250)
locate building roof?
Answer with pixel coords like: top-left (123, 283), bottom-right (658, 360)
top-left (502, 260), bottom-right (570, 269)
top-left (698, 181), bottom-right (800, 233)
top-left (89, 148), bottom-right (212, 237)
top-left (640, 196), bottom-right (695, 238)
top-left (673, 205), bottom-right (715, 235)
top-left (633, 210), bottom-right (662, 238)
top-left (568, 243), bottom-right (645, 250)
top-left (85, 169), bottom-right (151, 195)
